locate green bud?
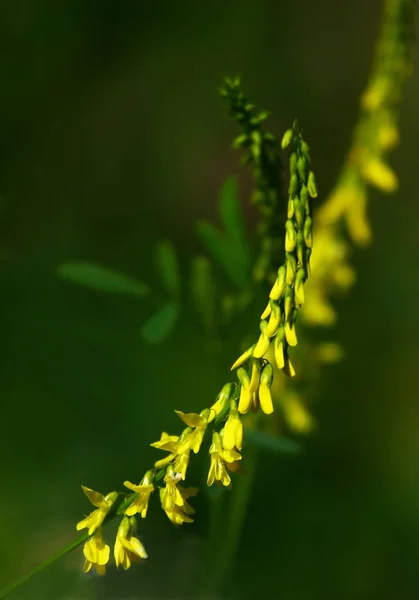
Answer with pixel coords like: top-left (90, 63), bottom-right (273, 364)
top-left (297, 156), bottom-right (308, 183)
top-left (289, 153), bottom-right (297, 175)
top-left (287, 198), bottom-right (295, 219)
top-left (300, 185), bottom-right (310, 215)
top-left (281, 128), bottom-right (293, 150)
top-left (294, 198), bottom-right (305, 229)
top-left (284, 285), bottom-right (294, 320)
top-left (285, 220), bottom-right (297, 253)
top-left (301, 140), bottom-right (310, 160)
top-left (232, 133), bottom-right (249, 149)
top-left (237, 367), bottom-right (250, 388)
top-left (285, 252), bottom-right (297, 285)
top-left (288, 174), bottom-right (299, 197)
top-left (294, 268), bottom-right (306, 305)
top-left (260, 362), bottom-right (274, 386)
top-left (304, 216), bottom-right (313, 248)
top-left (296, 232), bottom-right (305, 265)
top-left (269, 265), bottom-right (286, 300)
top-left (307, 171), bottom-right (318, 198)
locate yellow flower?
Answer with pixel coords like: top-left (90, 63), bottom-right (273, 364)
top-left (208, 432), bottom-right (242, 487)
top-left (82, 528), bottom-right (110, 575)
top-left (160, 486), bottom-right (198, 526)
top-left (124, 471), bottom-right (154, 518)
top-left (150, 432), bottom-right (180, 452)
top-left (222, 400), bottom-right (243, 451)
top-left (114, 516), bottom-right (148, 570)
top-left (160, 466), bottom-right (184, 509)
top-left (361, 156), bottom-right (398, 193)
top-left (175, 409), bottom-right (209, 453)
top-left (76, 487), bottom-right (118, 535)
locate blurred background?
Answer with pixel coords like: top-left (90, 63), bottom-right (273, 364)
top-left (1, 0), bottom-right (419, 598)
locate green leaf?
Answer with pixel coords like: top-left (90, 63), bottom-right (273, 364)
top-left (218, 177), bottom-right (247, 248)
top-left (57, 261), bottom-right (150, 296)
top-left (140, 303), bottom-right (178, 344)
top-left (190, 256), bottom-right (216, 334)
top-left (245, 429), bottom-right (302, 454)
top-left (196, 221), bottom-right (249, 289)
top-left (155, 240), bottom-right (180, 298)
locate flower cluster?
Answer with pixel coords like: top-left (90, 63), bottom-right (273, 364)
top-left (304, 0), bottom-right (412, 327)
top-left (229, 122), bottom-right (316, 412)
top-left (75, 121), bottom-right (318, 575)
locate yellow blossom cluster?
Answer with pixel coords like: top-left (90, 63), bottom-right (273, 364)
top-left (74, 122), bottom-right (318, 575)
top-left (304, 0), bottom-right (412, 328)
top-left (229, 122), bottom-right (317, 413)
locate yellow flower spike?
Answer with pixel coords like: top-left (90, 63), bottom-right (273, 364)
top-left (269, 265), bottom-right (286, 300)
top-left (230, 344), bottom-right (255, 371)
top-left (208, 382), bottom-right (234, 422)
top-left (114, 516), bottom-right (148, 570)
top-left (82, 528), bottom-right (110, 575)
top-left (258, 362), bottom-right (274, 414)
top-left (284, 321), bottom-right (297, 347)
top-left (222, 400), bottom-right (243, 451)
top-left (161, 466), bottom-right (185, 509)
top-left (264, 301), bottom-right (281, 337)
top-left (76, 488), bottom-right (118, 535)
top-left (150, 432), bottom-right (180, 452)
top-left (361, 156), bottom-right (398, 192)
top-left (207, 432), bottom-right (241, 487)
top-left (274, 327), bottom-right (285, 370)
top-left (260, 300), bottom-right (272, 320)
top-left (124, 472), bottom-right (154, 518)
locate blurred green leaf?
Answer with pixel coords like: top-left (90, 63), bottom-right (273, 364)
top-left (219, 177), bottom-right (247, 248)
top-left (196, 221), bottom-right (249, 289)
top-left (190, 256), bottom-right (216, 334)
top-left (57, 261), bottom-right (150, 296)
top-left (245, 430), bottom-right (302, 454)
top-left (140, 303), bottom-right (178, 344)
top-left (155, 240), bottom-right (180, 298)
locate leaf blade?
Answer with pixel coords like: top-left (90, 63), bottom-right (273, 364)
top-left (57, 261), bottom-right (150, 296)
top-left (140, 303), bottom-right (179, 344)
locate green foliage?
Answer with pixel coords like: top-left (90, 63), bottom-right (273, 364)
top-left (190, 256), bottom-right (216, 335)
top-left (140, 303), bottom-right (179, 344)
top-left (155, 240), bottom-right (180, 299)
top-left (197, 176), bottom-right (251, 289)
top-left (57, 261), bottom-right (150, 296)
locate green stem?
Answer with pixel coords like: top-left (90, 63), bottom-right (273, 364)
top-left (0, 532), bottom-right (89, 600)
top-left (203, 443), bottom-right (259, 596)
top-left (0, 491), bottom-right (139, 600)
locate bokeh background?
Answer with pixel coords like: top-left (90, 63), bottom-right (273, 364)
top-left (1, 0), bottom-right (419, 598)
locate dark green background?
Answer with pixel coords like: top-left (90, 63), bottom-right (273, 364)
top-left (1, 1), bottom-right (419, 598)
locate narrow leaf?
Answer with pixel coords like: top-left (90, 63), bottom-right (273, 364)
top-left (196, 221), bottom-right (249, 289)
top-left (190, 256), bottom-right (216, 334)
top-left (141, 303), bottom-right (178, 344)
top-left (245, 429), bottom-right (302, 454)
top-left (58, 261), bottom-right (150, 296)
top-left (155, 240), bottom-right (180, 298)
